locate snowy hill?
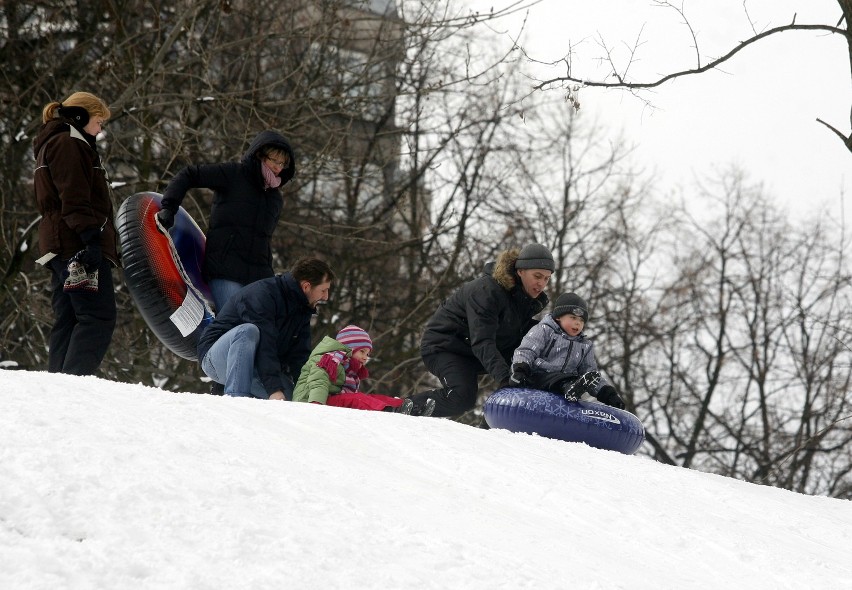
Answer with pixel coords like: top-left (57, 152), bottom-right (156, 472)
top-left (1, 370), bottom-right (851, 589)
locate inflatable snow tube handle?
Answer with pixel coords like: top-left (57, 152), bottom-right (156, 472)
top-left (116, 192), bottom-right (214, 361)
top-left (484, 388), bottom-right (645, 455)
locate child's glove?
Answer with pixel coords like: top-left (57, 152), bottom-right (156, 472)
top-left (596, 385), bottom-right (625, 409)
top-left (63, 258), bottom-right (98, 293)
top-left (509, 362), bottom-right (531, 386)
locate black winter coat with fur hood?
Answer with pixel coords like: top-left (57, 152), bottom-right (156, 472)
top-left (420, 249), bottom-right (549, 384)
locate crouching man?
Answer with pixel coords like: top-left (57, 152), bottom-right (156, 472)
top-left (198, 257), bottom-right (335, 400)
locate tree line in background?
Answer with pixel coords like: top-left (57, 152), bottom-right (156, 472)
top-left (1, 0), bottom-right (850, 498)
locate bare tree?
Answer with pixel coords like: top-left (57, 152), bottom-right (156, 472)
top-left (526, 1), bottom-right (852, 155)
top-left (0, 0), bottom-right (564, 394)
top-left (647, 169), bottom-right (852, 497)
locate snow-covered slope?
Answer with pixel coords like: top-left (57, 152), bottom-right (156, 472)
top-left (1, 370), bottom-right (850, 589)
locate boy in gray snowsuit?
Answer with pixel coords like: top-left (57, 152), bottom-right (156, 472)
top-left (509, 293), bottom-right (625, 409)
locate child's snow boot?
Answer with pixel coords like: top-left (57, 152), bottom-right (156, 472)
top-left (562, 371), bottom-right (601, 401)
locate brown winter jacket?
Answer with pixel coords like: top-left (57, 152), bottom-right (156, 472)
top-left (33, 119), bottom-right (119, 265)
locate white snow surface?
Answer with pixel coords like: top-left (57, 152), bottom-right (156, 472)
top-left (1, 370), bottom-right (851, 589)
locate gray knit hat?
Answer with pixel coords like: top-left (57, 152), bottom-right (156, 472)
top-left (515, 243), bottom-right (555, 271)
top-left (551, 292), bottom-right (589, 322)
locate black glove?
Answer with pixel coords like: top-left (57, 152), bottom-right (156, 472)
top-left (509, 362), bottom-right (531, 387)
top-left (596, 385), bottom-right (625, 409)
top-left (156, 207), bottom-right (176, 230)
top-left (561, 380), bottom-right (580, 401)
top-left (76, 228), bottom-right (102, 272)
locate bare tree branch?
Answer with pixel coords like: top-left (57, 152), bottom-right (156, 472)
top-left (534, 22), bottom-right (844, 92)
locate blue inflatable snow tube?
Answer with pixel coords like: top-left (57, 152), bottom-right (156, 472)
top-left (484, 388), bottom-right (645, 454)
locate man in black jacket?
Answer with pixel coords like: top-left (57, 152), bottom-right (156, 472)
top-left (197, 258), bottom-right (335, 400)
top-left (409, 243), bottom-right (554, 417)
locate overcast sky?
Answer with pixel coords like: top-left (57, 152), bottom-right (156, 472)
top-left (464, 0), bottom-right (851, 224)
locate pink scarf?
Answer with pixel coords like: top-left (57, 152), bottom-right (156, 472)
top-left (261, 162), bottom-right (282, 189)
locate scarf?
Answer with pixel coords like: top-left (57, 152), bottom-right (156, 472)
top-left (316, 352), bottom-right (370, 393)
top-left (342, 357), bottom-right (369, 393)
top-left (261, 161), bottom-right (282, 189)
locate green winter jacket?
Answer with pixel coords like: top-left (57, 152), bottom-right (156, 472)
top-left (292, 336), bottom-right (349, 404)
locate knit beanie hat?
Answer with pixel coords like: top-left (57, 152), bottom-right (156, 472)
top-left (515, 243), bottom-right (555, 272)
top-left (551, 293), bottom-right (589, 322)
top-left (336, 325), bottom-right (373, 351)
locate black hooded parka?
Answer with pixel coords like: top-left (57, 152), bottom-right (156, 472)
top-left (160, 130), bottom-right (296, 285)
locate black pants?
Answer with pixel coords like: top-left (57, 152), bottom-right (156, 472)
top-left (527, 371), bottom-right (574, 394)
top-left (48, 257), bottom-right (117, 375)
top-left (410, 351), bottom-right (485, 418)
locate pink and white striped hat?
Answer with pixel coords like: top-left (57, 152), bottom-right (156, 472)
top-left (335, 325), bottom-right (373, 351)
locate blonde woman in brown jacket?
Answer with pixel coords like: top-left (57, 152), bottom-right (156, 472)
top-left (33, 91), bottom-right (118, 375)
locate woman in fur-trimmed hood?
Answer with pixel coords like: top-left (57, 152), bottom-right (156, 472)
top-left (411, 243), bottom-right (554, 418)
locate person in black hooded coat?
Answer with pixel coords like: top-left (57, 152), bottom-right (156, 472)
top-left (409, 243), bottom-right (555, 418)
top-left (157, 130), bottom-right (296, 311)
